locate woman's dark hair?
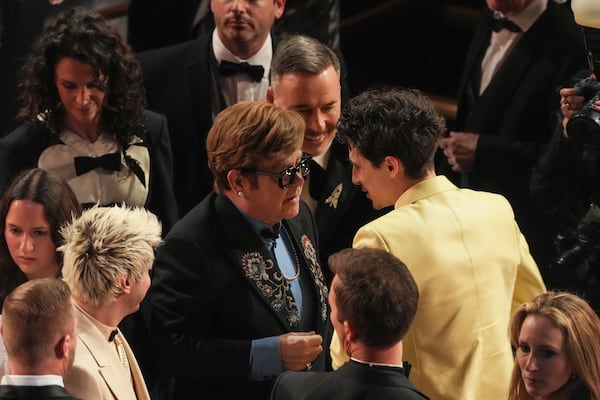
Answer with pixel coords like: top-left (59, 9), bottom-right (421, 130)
top-left (17, 7), bottom-right (146, 158)
top-left (0, 169), bottom-right (82, 305)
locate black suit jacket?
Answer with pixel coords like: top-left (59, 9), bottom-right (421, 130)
top-left (0, 384), bottom-right (79, 399)
top-left (0, 110), bottom-right (178, 233)
top-left (270, 360), bottom-right (429, 400)
top-left (143, 193), bottom-right (331, 400)
top-left (312, 141), bottom-right (388, 281)
top-left (440, 0), bottom-right (587, 267)
top-left (138, 34), bottom-right (239, 216)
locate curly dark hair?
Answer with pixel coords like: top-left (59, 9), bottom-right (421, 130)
top-left (337, 87), bottom-right (445, 180)
top-left (17, 7), bottom-right (146, 147)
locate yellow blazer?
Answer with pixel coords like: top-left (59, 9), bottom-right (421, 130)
top-left (330, 176), bottom-right (546, 400)
top-left (64, 307), bottom-right (150, 400)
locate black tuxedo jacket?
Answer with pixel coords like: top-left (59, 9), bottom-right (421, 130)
top-left (270, 360), bottom-right (429, 400)
top-left (440, 0), bottom-right (587, 267)
top-left (0, 110), bottom-right (178, 233)
top-left (0, 384), bottom-right (79, 399)
top-left (312, 141), bottom-right (388, 282)
top-left (143, 193), bottom-right (331, 400)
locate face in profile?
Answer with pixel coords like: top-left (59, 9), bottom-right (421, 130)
top-left (348, 146), bottom-right (396, 210)
top-left (54, 57), bottom-right (107, 136)
top-left (4, 199), bottom-right (59, 280)
top-left (270, 65), bottom-right (342, 157)
top-left (126, 259), bottom-right (153, 315)
top-left (241, 150), bottom-right (305, 226)
top-left (516, 314), bottom-right (573, 399)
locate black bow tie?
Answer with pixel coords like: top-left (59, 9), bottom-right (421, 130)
top-left (219, 60), bottom-right (264, 82)
top-left (486, 14), bottom-right (521, 33)
top-left (74, 152), bottom-right (122, 176)
top-left (108, 329), bottom-right (119, 342)
top-left (260, 223), bottom-right (281, 240)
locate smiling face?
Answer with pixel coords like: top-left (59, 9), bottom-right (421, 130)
top-left (54, 57), bottom-right (107, 137)
top-left (516, 314), bottom-right (573, 399)
top-left (4, 199), bottom-right (59, 280)
top-left (270, 65), bottom-right (341, 157)
top-left (242, 149), bottom-right (304, 226)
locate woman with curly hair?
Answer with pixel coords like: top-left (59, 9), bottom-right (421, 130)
top-left (508, 291), bottom-right (600, 400)
top-left (0, 7), bottom-right (177, 233)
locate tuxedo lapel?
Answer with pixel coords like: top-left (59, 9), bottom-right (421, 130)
top-left (284, 217), bottom-right (329, 326)
top-left (315, 152), bottom-right (355, 242)
top-left (75, 310), bottom-right (139, 400)
top-left (186, 38), bottom-right (225, 129)
top-left (456, 17), bottom-right (492, 105)
top-left (214, 196), bottom-right (302, 329)
top-left (120, 335), bottom-right (151, 400)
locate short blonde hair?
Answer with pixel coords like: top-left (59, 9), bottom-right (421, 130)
top-left (59, 205), bottom-right (161, 306)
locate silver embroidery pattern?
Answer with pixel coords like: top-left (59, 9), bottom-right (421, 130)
top-left (300, 235), bottom-right (329, 321)
top-left (241, 251), bottom-right (300, 327)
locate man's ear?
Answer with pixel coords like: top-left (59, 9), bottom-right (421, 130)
top-left (266, 86), bottom-right (274, 104)
top-left (383, 155), bottom-right (403, 178)
top-left (343, 320), bottom-right (356, 343)
top-left (55, 334), bottom-right (69, 358)
top-left (227, 169), bottom-right (244, 192)
top-left (119, 274), bottom-right (132, 295)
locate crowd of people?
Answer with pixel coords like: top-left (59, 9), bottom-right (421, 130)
top-left (1, 1), bottom-right (600, 400)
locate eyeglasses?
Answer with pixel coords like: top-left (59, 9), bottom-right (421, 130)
top-left (245, 156), bottom-right (311, 189)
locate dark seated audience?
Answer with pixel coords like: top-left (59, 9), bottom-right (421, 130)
top-left (270, 247), bottom-right (429, 400)
top-left (0, 278), bottom-right (78, 400)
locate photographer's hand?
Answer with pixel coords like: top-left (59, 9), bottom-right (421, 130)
top-left (439, 132), bottom-right (479, 172)
top-left (559, 87), bottom-right (585, 135)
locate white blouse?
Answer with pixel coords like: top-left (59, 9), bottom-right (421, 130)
top-left (38, 129), bottom-right (150, 207)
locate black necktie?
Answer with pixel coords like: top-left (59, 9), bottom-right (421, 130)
top-left (219, 60), bottom-right (265, 82)
top-left (486, 14), bottom-right (521, 33)
top-left (74, 152), bottom-right (121, 176)
top-left (308, 159), bottom-right (326, 200)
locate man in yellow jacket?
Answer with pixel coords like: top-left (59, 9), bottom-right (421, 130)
top-left (330, 87), bottom-right (546, 400)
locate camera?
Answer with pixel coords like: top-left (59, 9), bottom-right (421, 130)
top-left (566, 77), bottom-right (600, 146)
top-left (551, 204), bottom-right (600, 310)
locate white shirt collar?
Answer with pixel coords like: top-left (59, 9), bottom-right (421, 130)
top-left (505, 0), bottom-right (547, 33)
top-left (211, 29), bottom-right (272, 78)
top-left (1, 375), bottom-right (64, 387)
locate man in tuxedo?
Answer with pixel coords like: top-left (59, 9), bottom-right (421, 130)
top-left (0, 278), bottom-right (78, 399)
top-left (142, 101), bottom-right (330, 400)
top-left (61, 205), bottom-right (162, 400)
top-left (267, 34), bottom-right (385, 281)
top-left (330, 88), bottom-right (546, 399)
top-left (271, 248), bottom-right (429, 400)
top-left (438, 0), bottom-right (587, 269)
top-left (138, 0), bottom-right (285, 216)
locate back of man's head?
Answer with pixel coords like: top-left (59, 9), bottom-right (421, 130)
top-left (337, 87), bottom-right (445, 180)
top-left (328, 248), bottom-right (419, 348)
top-left (2, 278), bottom-right (75, 373)
top-left (59, 205), bottom-right (162, 307)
